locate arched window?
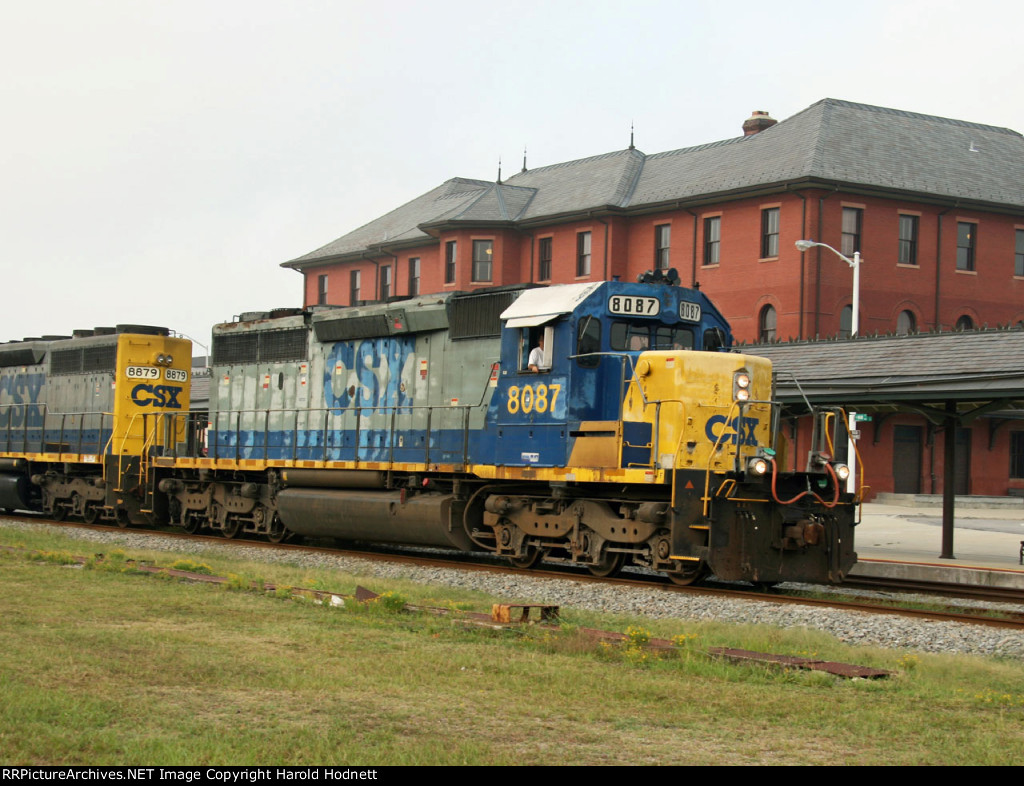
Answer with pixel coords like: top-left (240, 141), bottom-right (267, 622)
top-left (955, 315), bottom-right (974, 331)
top-left (839, 305), bottom-right (853, 339)
top-left (896, 310), bottom-right (916, 335)
top-left (759, 305), bottom-right (777, 342)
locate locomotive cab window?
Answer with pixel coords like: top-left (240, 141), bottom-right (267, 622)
top-left (702, 327), bottom-right (727, 352)
top-left (610, 322), bottom-right (650, 351)
top-left (520, 325), bottom-right (553, 372)
top-left (576, 316), bottom-right (601, 368)
top-left (653, 326), bottom-right (694, 350)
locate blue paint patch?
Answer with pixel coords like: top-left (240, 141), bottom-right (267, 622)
top-left (0, 372), bottom-right (46, 427)
top-left (323, 337), bottom-right (415, 411)
top-left (621, 421), bottom-right (652, 467)
top-left (209, 426), bottom-right (471, 464)
top-left (0, 428), bottom-right (111, 454)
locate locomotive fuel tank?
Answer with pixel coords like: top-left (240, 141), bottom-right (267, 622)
top-left (0, 460), bottom-right (36, 511)
top-left (277, 487), bottom-right (473, 550)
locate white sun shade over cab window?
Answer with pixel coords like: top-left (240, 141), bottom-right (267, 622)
top-left (501, 282), bottom-right (603, 328)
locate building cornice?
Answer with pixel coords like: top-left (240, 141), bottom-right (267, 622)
top-left (282, 174), bottom-right (1024, 273)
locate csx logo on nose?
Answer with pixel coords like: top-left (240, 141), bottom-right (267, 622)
top-left (705, 414), bottom-right (759, 446)
top-left (131, 383), bottom-right (183, 409)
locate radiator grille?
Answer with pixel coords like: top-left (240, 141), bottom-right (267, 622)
top-left (51, 349), bottom-right (82, 374)
top-left (82, 345), bottom-right (116, 372)
top-left (260, 328), bottom-right (308, 362)
top-left (449, 290), bottom-right (518, 340)
top-left (213, 329), bottom-right (307, 365)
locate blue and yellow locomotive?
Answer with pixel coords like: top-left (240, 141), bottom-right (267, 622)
top-left (0, 326), bottom-right (191, 524)
top-left (0, 275), bottom-right (859, 585)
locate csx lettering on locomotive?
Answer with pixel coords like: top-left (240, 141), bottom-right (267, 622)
top-left (704, 413), bottom-right (760, 446)
top-left (130, 383), bottom-right (184, 409)
top-left (323, 337), bottom-right (415, 410)
top-left (0, 372), bottom-right (45, 427)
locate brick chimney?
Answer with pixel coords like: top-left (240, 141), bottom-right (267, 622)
top-left (743, 110), bottom-right (777, 136)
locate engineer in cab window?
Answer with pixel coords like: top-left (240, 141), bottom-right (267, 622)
top-left (528, 334), bottom-right (549, 372)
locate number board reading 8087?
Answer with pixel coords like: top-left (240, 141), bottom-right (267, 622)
top-left (679, 301), bottom-right (702, 323)
top-left (607, 295), bottom-right (660, 316)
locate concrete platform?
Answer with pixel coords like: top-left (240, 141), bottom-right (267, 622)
top-left (848, 500), bottom-right (1024, 590)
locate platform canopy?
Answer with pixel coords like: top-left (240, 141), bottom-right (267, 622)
top-left (746, 328), bottom-right (1024, 416)
top-left (745, 327), bottom-right (1024, 560)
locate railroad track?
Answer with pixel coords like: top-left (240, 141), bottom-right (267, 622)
top-left (839, 574), bottom-right (1024, 604)
top-left (5, 512), bottom-right (1024, 631)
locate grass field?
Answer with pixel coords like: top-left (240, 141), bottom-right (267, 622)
top-left (1, 524), bottom-right (1023, 766)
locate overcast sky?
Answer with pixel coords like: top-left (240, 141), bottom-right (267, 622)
top-left (2, 0), bottom-right (1020, 351)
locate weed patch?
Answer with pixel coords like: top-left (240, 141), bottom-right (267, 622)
top-left (2, 524), bottom-right (1024, 765)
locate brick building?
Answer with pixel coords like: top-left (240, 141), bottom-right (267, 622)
top-left (281, 98), bottom-right (1024, 497)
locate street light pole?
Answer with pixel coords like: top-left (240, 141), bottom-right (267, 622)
top-left (795, 240), bottom-right (863, 494)
top-left (851, 249), bottom-right (861, 337)
top-left (794, 239), bottom-right (861, 336)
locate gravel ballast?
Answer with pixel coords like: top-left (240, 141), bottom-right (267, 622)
top-left (6, 519), bottom-right (1024, 660)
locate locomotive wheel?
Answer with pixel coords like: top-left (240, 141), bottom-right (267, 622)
top-left (222, 518), bottom-right (241, 539)
top-left (267, 516), bottom-right (291, 544)
top-left (51, 504), bottom-right (67, 522)
top-left (72, 493), bottom-right (85, 520)
top-left (588, 551), bottom-right (625, 578)
top-left (666, 563), bottom-right (708, 586)
top-left (508, 547), bottom-right (543, 569)
top-left (82, 505), bottom-right (100, 525)
top-left (182, 516), bottom-right (201, 534)
top-left (115, 508), bottom-right (131, 529)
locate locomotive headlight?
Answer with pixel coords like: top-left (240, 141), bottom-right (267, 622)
top-left (733, 370), bottom-right (751, 401)
top-left (833, 463), bottom-right (851, 482)
top-left (165, 355), bottom-right (173, 365)
top-left (156, 354), bottom-right (167, 365)
top-left (747, 457), bottom-right (769, 476)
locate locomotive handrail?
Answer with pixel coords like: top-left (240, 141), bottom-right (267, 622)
top-left (815, 405), bottom-right (868, 504)
top-left (116, 412), bottom-right (152, 491)
top-left (139, 414), bottom-right (159, 489)
top-left (698, 401), bottom-right (740, 515)
top-left (205, 401), bottom-right (480, 464)
top-left (127, 410), bottom-right (194, 492)
top-left (0, 402), bottom-right (48, 454)
top-left (204, 362), bottom-right (500, 466)
top-left (0, 403), bottom-right (112, 458)
top-left (101, 419), bottom-right (116, 483)
top-left (774, 370), bottom-right (815, 414)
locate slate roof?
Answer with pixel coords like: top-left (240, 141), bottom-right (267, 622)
top-left (284, 99), bottom-right (1024, 269)
top-left (742, 329), bottom-right (1024, 409)
top-left (289, 178), bottom-right (493, 263)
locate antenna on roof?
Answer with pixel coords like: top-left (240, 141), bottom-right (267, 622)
top-left (497, 156), bottom-right (502, 184)
top-left (629, 121), bottom-right (635, 150)
top-left (522, 146), bottom-right (527, 173)
top-left (969, 141), bottom-right (980, 153)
